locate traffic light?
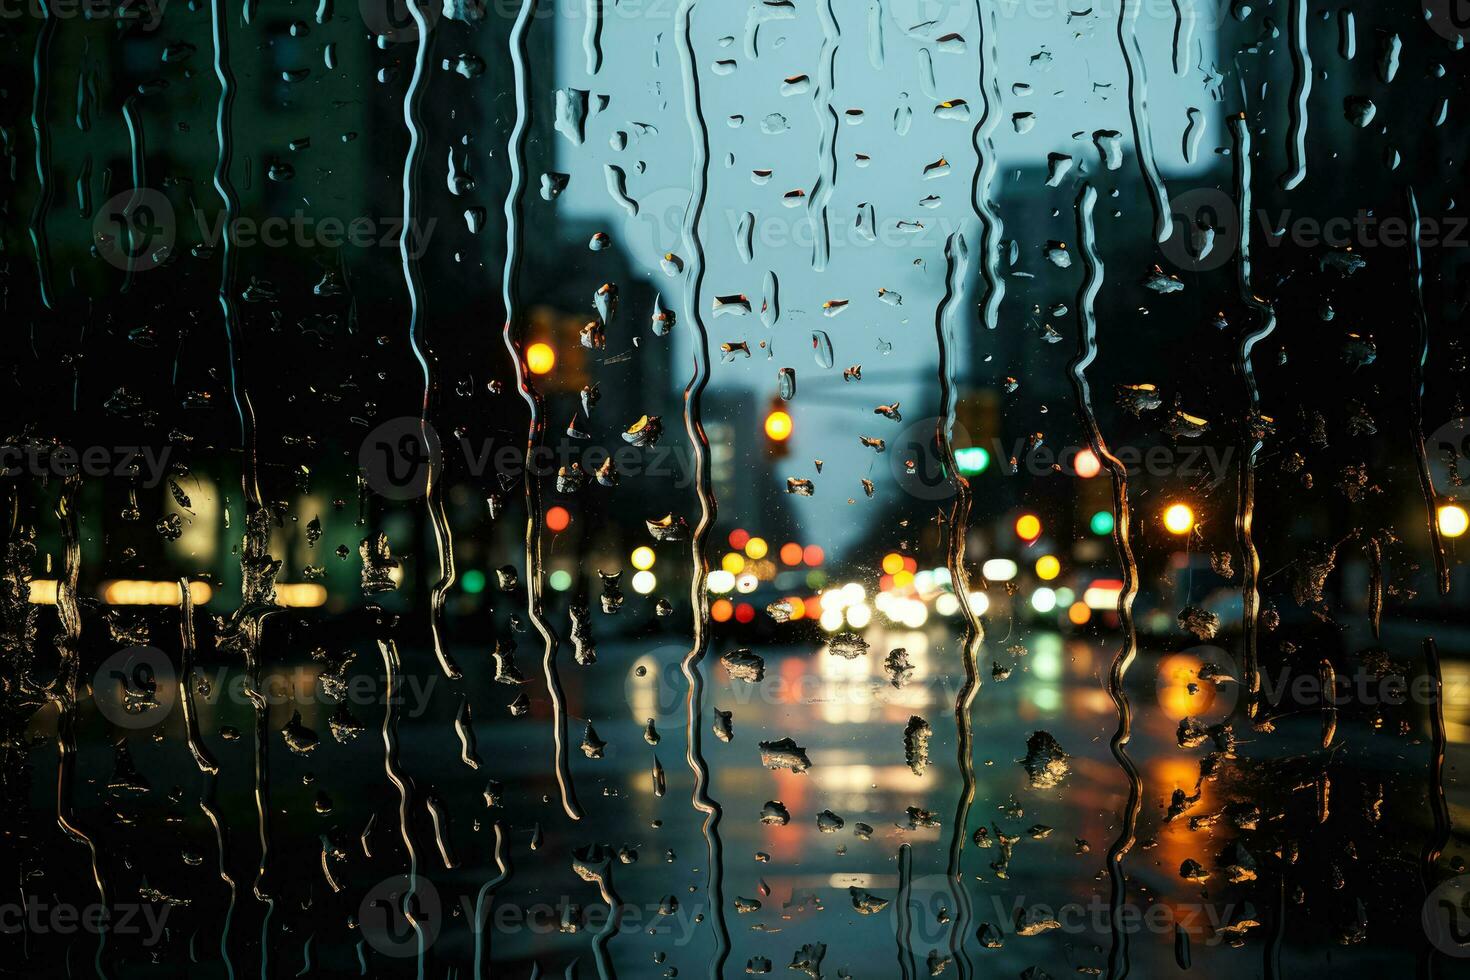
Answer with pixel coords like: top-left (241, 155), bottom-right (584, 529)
top-left (764, 399), bottom-right (792, 457)
top-left (955, 446), bottom-right (989, 475)
top-left (1162, 503), bottom-right (1195, 535)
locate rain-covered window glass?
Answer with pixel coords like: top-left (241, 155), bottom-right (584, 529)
top-left (3, 0), bottom-right (1470, 976)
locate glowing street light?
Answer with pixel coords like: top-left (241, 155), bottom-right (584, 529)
top-left (526, 342), bottom-right (556, 374)
top-left (764, 410), bottom-right (793, 441)
top-left (1439, 503), bottom-right (1469, 538)
top-left (1162, 503), bottom-right (1195, 535)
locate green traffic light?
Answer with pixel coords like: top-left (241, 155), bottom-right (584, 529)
top-left (955, 446), bottom-right (990, 475)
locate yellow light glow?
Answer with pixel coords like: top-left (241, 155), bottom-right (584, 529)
top-left (631, 546), bottom-right (656, 570)
top-left (745, 536), bottom-right (769, 560)
top-left (1156, 653), bottom-right (1218, 721)
top-left (1439, 504), bottom-right (1469, 539)
top-left (764, 410), bottom-right (793, 441)
top-left (275, 583), bottom-right (328, 608)
top-left (881, 552), bottom-right (904, 575)
top-left (526, 342), bottom-right (556, 375)
top-left (102, 580), bottom-right (214, 606)
top-left (1163, 503), bottom-right (1195, 535)
top-left (1035, 555), bottom-right (1061, 581)
top-left (720, 552), bottom-right (745, 574)
top-left (1015, 513), bottom-right (1041, 541)
top-left (29, 579), bottom-right (58, 605)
